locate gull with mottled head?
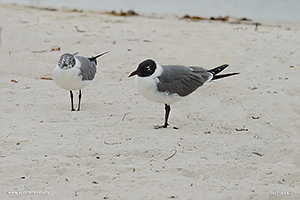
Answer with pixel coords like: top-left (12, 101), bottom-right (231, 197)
top-left (53, 51), bottom-right (108, 111)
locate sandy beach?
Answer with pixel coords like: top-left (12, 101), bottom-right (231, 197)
top-left (0, 3), bottom-right (300, 199)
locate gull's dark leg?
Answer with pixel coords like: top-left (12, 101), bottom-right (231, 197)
top-left (70, 90), bottom-right (75, 111)
top-left (154, 104), bottom-right (171, 129)
top-left (164, 104), bottom-right (171, 127)
top-left (77, 90), bottom-right (82, 111)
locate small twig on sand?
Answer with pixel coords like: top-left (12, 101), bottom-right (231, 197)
top-left (74, 26), bottom-right (86, 32)
top-left (122, 112), bottom-right (131, 121)
top-left (164, 149), bottom-right (177, 161)
top-left (236, 128), bottom-right (248, 131)
top-left (41, 77), bottom-right (53, 80)
top-left (254, 23), bottom-right (261, 31)
top-left (104, 141), bottom-right (120, 145)
top-left (252, 152), bottom-right (263, 157)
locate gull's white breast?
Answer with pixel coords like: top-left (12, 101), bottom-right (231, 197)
top-left (53, 58), bottom-right (91, 91)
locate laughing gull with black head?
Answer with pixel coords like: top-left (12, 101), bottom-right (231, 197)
top-left (53, 51), bottom-right (109, 111)
top-left (129, 59), bottom-right (239, 129)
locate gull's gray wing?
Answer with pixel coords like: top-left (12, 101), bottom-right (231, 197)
top-left (157, 65), bottom-right (212, 97)
top-left (76, 56), bottom-right (97, 81)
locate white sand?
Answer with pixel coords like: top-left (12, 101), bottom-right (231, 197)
top-left (0, 3), bottom-right (300, 200)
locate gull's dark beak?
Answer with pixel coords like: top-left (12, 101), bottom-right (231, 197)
top-left (62, 63), bottom-right (68, 68)
top-left (128, 70), bottom-right (138, 77)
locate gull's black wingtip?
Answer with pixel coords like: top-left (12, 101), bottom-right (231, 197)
top-left (212, 72), bottom-right (240, 80)
top-left (88, 51), bottom-right (109, 62)
top-left (208, 64), bottom-right (239, 80)
top-left (208, 64), bottom-right (229, 76)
